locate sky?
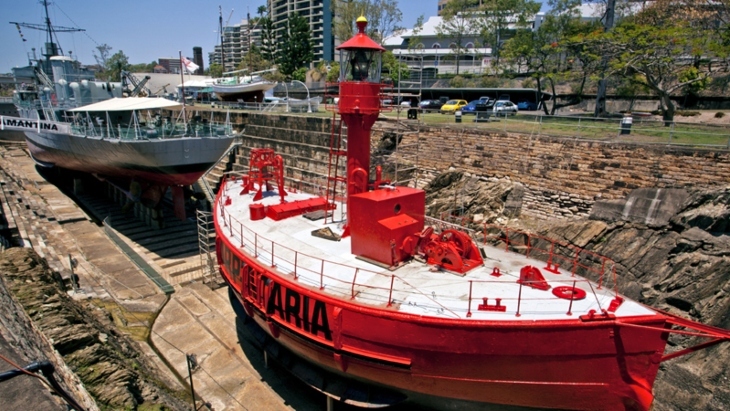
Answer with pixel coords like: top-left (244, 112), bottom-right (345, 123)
top-left (1, 0), bottom-right (547, 74)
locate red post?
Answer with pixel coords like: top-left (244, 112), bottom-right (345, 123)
top-left (566, 280), bottom-right (576, 316)
top-left (467, 280), bottom-right (473, 318)
top-left (387, 275), bottom-right (395, 307)
top-left (294, 252), bottom-right (298, 279)
top-left (351, 268), bottom-right (359, 299)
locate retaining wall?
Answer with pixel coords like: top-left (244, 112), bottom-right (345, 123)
top-left (228, 112), bottom-right (730, 220)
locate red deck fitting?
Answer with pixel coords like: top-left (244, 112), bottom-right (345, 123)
top-left (266, 197), bottom-right (332, 221)
top-left (518, 265), bottom-right (551, 290)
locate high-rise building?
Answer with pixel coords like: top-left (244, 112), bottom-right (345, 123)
top-left (269, 0), bottom-right (334, 63)
top-left (209, 3), bottom-right (335, 72)
top-left (193, 47), bottom-right (204, 74)
top-left (209, 18), bottom-right (263, 73)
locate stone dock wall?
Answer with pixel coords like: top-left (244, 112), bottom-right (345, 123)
top-left (218, 111), bottom-right (730, 219)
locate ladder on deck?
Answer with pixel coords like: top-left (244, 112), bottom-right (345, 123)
top-left (324, 113), bottom-right (346, 224)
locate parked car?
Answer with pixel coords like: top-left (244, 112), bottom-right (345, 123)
top-left (493, 101), bottom-right (519, 116)
top-left (419, 99), bottom-right (443, 113)
top-left (517, 100), bottom-right (538, 110)
top-left (461, 100), bottom-right (490, 115)
top-left (440, 99), bottom-right (468, 114)
top-left (479, 96), bottom-right (495, 108)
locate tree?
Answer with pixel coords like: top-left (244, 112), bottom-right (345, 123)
top-left (582, 21), bottom-right (713, 124)
top-left (501, 0), bottom-right (597, 115)
top-left (238, 45), bottom-right (271, 72)
top-left (407, 15), bottom-right (426, 51)
top-left (382, 51), bottom-right (409, 85)
top-left (96, 50), bottom-right (130, 81)
top-left (278, 13), bottom-right (314, 77)
top-left (207, 63), bottom-right (223, 78)
top-left (332, 0), bottom-right (404, 45)
top-left (437, 0), bottom-right (480, 75)
top-left (475, 0), bottom-right (541, 70)
top-left (93, 44), bottom-right (112, 71)
top-left (128, 61), bottom-right (157, 73)
top-left (574, 0), bottom-right (727, 123)
top-left (260, 17), bottom-right (278, 65)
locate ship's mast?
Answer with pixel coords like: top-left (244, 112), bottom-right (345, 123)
top-left (10, 0), bottom-right (85, 66)
top-left (219, 6), bottom-right (225, 70)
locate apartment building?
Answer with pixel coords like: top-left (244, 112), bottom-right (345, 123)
top-left (269, 0), bottom-right (334, 62)
top-left (209, 18), bottom-right (264, 72)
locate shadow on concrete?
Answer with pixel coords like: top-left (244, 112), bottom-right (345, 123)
top-left (35, 166), bottom-right (202, 259)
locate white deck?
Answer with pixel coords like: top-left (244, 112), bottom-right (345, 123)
top-left (216, 181), bottom-right (657, 322)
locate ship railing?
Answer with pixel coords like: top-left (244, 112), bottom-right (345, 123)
top-left (478, 223), bottom-right (619, 294)
top-left (217, 184), bottom-right (620, 319)
top-left (68, 121), bottom-right (233, 140)
top-left (428, 215), bottom-right (619, 293)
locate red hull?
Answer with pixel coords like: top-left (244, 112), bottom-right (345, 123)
top-left (216, 234), bottom-right (669, 411)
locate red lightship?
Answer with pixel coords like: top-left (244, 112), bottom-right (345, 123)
top-left (214, 17), bottom-right (730, 410)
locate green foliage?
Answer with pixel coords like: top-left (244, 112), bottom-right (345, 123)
top-left (332, 0), bottom-right (403, 45)
top-left (580, 15), bottom-right (717, 122)
top-left (260, 17), bottom-right (277, 64)
top-left (237, 45), bottom-right (271, 72)
top-left (382, 51), bottom-right (409, 85)
top-left (449, 75), bottom-right (466, 88)
top-left (679, 66), bottom-right (711, 95)
top-left (437, 0), bottom-right (477, 75)
top-left (292, 67), bottom-right (308, 82)
top-left (93, 44), bottom-right (112, 70)
top-left (326, 62), bottom-right (340, 82)
top-left (207, 63), bottom-right (223, 78)
top-left (97, 50), bottom-right (130, 81)
top-left (475, 0), bottom-right (541, 69)
top-left (127, 61), bottom-right (157, 73)
top-left (407, 15), bottom-right (426, 50)
top-left (278, 13), bottom-right (314, 77)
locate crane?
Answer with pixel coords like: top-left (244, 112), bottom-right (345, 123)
top-left (121, 71), bottom-right (151, 97)
top-left (152, 83), bottom-right (171, 96)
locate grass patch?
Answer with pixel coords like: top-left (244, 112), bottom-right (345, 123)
top-left (89, 299), bottom-right (155, 341)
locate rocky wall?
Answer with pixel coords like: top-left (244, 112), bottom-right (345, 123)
top-left (0, 250), bottom-right (98, 410)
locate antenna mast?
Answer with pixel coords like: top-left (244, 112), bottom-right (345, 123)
top-left (10, 0), bottom-right (85, 63)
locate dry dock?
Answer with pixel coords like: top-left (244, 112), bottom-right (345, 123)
top-left (0, 144), bottom-right (388, 411)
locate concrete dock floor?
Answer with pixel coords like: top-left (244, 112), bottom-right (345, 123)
top-left (0, 144), bottom-right (380, 411)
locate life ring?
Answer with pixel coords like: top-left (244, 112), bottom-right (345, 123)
top-left (552, 286), bottom-right (586, 300)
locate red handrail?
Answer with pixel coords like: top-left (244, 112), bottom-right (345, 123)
top-left (216, 180), bottom-right (623, 319)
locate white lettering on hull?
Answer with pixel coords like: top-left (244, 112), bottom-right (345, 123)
top-left (0, 116), bottom-right (69, 134)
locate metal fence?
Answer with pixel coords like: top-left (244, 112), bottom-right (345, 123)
top-left (415, 112), bottom-right (730, 149)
